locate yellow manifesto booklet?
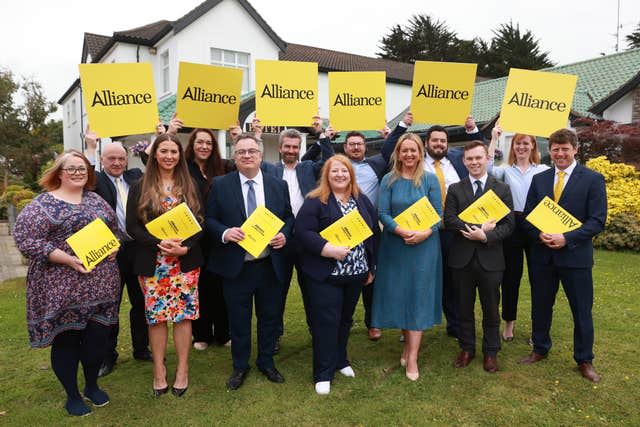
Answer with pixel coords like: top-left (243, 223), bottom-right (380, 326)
top-left (459, 189), bottom-right (510, 224)
top-left (393, 196), bottom-right (441, 231)
top-left (320, 209), bottom-right (373, 247)
top-left (66, 218), bottom-right (120, 271)
top-left (238, 206), bottom-right (285, 258)
top-left (526, 196), bottom-right (582, 233)
top-left (145, 202), bottom-right (202, 240)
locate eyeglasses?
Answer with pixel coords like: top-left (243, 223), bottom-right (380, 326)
top-left (61, 167), bottom-right (88, 175)
top-left (346, 142), bottom-right (365, 147)
top-left (234, 149), bottom-right (261, 157)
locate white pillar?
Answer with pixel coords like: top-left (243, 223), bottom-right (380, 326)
top-left (300, 133), bottom-right (308, 157)
top-left (217, 130), bottom-right (227, 159)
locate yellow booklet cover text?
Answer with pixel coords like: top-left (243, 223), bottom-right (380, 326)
top-left (459, 189), bottom-right (510, 224)
top-left (238, 206), bottom-right (285, 258)
top-left (66, 218), bottom-right (120, 271)
top-left (145, 202), bottom-right (202, 240)
top-left (525, 196), bottom-right (582, 233)
top-left (320, 209), bottom-right (373, 247)
top-left (394, 196), bottom-right (441, 231)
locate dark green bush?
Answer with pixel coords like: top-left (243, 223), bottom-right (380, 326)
top-left (594, 212), bottom-right (640, 252)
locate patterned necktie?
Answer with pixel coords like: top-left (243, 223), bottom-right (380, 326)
top-left (246, 180), bottom-right (256, 216)
top-left (115, 177), bottom-right (127, 211)
top-left (554, 171), bottom-right (566, 202)
top-left (474, 180), bottom-right (483, 199)
top-left (433, 160), bottom-right (446, 207)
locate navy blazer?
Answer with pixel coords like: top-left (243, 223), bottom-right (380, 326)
top-left (523, 164), bottom-right (607, 268)
top-left (94, 168), bottom-right (143, 211)
top-left (261, 137), bottom-right (334, 196)
top-left (444, 129), bottom-right (485, 179)
top-left (295, 193), bottom-right (379, 282)
top-left (205, 171), bottom-right (294, 283)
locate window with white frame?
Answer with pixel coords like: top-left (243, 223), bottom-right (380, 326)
top-left (210, 48), bottom-right (250, 93)
top-left (71, 99), bottom-right (77, 124)
top-left (161, 50), bottom-right (170, 94)
top-left (66, 104), bottom-right (71, 127)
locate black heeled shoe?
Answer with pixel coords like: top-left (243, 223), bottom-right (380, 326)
top-left (171, 386), bottom-right (188, 397)
top-left (152, 386), bottom-right (168, 397)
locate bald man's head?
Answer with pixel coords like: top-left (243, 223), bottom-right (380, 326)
top-left (101, 142), bottom-right (128, 177)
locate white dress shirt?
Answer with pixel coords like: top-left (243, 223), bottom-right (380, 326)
top-left (424, 154), bottom-right (461, 190)
top-left (281, 162), bottom-right (304, 217)
top-left (553, 160), bottom-right (577, 191)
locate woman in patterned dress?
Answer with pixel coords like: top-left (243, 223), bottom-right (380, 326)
top-left (295, 155), bottom-right (379, 395)
top-left (13, 150), bottom-right (121, 416)
top-left (126, 133), bottom-right (203, 397)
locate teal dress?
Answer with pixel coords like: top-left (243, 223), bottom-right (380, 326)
top-left (372, 172), bottom-right (443, 331)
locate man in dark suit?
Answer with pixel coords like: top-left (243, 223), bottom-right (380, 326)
top-left (85, 132), bottom-right (152, 377)
top-left (520, 128), bottom-right (607, 383)
top-left (259, 121), bottom-right (335, 349)
top-left (444, 140), bottom-right (515, 373)
top-left (423, 117), bottom-right (486, 340)
top-left (206, 134), bottom-right (294, 391)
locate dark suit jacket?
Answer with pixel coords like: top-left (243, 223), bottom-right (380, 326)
top-left (261, 137), bottom-right (334, 196)
top-left (523, 164), bottom-right (607, 268)
top-left (125, 180), bottom-right (204, 277)
top-left (295, 193), bottom-right (379, 282)
top-left (205, 171), bottom-right (294, 283)
top-left (94, 168), bottom-right (143, 211)
top-left (443, 129), bottom-right (486, 179)
top-left (444, 175), bottom-right (515, 271)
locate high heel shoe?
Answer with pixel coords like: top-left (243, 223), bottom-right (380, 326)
top-left (152, 386), bottom-right (168, 397)
top-left (171, 385), bottom-right (188, 397)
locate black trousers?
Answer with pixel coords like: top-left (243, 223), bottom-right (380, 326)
top-left (529, 263), bottom-right (594, 364)
top-left (223, 258), bottom-right (281, 371)
top-left (192, 268), bottom-right (230, 345)
top-left (105, 242), bottom-right (148, 362)
top-left (452, 254), bottom-right (502, 356)
top-left (501, 214), bottom-right (532, 322)
top-left (361, 281), bottom-right (374, 329)
top-left (277, 243), bottom-right (311, 337)
top-left (440, 230), bottom-right (459, 336)
top-left (306, 273), bottom-right (365, 383)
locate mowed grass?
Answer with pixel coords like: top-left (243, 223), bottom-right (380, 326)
top-left (0, 249), bottom-right (639, 426)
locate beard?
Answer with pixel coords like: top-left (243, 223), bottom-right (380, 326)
top-left (426, 146), bottom-right (447, 160)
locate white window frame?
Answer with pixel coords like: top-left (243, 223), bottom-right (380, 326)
top-left (71, 99), bottom-right (77, 124)
top-left (210, 48), bottom-right (250, 93)
top-left (161, 50), bottom-right (170, 95)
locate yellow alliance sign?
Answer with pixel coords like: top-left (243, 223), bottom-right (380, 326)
top-left (499, 68), bottom-right (578, 137)
top-left (411, 61), bottom-right (477, 126)
top-left (176, 62), bottom-right (243, 129)
top-left (329, 71), bottom-right (386, 131)
top-left (79, 63), bottom-right (158, 137)
top-left (255, 60), bottom-right (318, 126)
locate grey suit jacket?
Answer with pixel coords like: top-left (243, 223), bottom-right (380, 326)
top-left (443, 175), bottom-right (515, 271)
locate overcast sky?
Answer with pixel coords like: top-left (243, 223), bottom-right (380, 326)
top-left (2, 0), bottom-right (639, 119)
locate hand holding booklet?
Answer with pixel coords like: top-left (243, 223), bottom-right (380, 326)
top-left (458, 189), bottom-right (510, 224)
top-left (525, 196), bottom-right (582, 233)
top-left (238, 206), bottom-right (285, 258)
top-left (320, 209), bottom-right (373, 247)
top-left (145, 202), bottom-right (202, 240)
top-left (393, 196), bottom-right (440, 231)
top-left (66, 218), bottom-right (120, 271)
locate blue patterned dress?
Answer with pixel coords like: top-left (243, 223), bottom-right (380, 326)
top-left (138, 196), bottom-right (200, 325)
top-left (372, 173), bottom-right (443, 331)
top-left (13, 191), bottom-right (121, 348)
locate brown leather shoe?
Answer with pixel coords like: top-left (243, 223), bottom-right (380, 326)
top-left (519, 352), bottom-right (547, 365)
top-left (578, 362), bottom-right (601, 383)
top-left (454, 351), bottom-right (475, 368)
top-left (368, 328), bottom-right (382, 341)
top-left (483, 355), bottom-right (498, 373)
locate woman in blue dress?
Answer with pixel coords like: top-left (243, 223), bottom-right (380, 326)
top-left (372, 133), bottom-right (443, 381)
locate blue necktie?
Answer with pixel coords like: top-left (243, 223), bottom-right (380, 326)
top-left (246, 180), bottom-right (256, 216)
top-left (474, 180), bottom-right (483, 199)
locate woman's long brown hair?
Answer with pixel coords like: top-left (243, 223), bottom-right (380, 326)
top-left (184, 128), bottom-right (226, 189)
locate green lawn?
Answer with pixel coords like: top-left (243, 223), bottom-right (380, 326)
top-left (1, 250), bottom-right (639, 426)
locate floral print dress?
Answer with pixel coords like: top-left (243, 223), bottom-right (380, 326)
top-left (138, 196), bottom-right (200, 325)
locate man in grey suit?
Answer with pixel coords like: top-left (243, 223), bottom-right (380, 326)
top-left (444, 140), bottom-right (515, 373)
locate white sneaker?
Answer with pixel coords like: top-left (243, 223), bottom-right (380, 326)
top-left (315, 381), bottom-right (330, 395)
top-left (339, 366), bottom-right (355, 377)
top-left (193, 342), bottom-right (208, 351)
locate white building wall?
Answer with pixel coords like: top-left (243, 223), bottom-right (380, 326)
top-left (61, 88), bottom-right (85, 151)
top-left (603, 92), bottom-right (633, 123)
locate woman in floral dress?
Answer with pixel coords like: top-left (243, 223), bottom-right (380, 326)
top-left (14, 150), bottom-right (120, 416)
top-left (126, 133), bottom-right (203, 397)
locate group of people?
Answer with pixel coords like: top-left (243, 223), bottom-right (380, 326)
top-left (14, 111), bottom-right (607, 416)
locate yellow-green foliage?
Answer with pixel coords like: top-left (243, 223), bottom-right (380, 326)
top-left (586, 156), bottom-right (640, 222)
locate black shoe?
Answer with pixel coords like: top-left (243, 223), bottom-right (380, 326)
top-left (273, 338), bottom-right (281, 354)
top-left (226, 369), bottom-right (249, 390)
top-left (133, 350), bottom-right (153, 361)
top-left (171, 386), bottom-right (188, 397)
top-left (97, 361), bottom-right (115, 378)
top-left (259, 366), bottom-right (285, 383)
top-left (152, 386), bottom-right (168, 397)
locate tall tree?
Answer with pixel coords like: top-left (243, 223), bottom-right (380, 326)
top-left (627, 22), bottom-right (640, 49)
top-left (484, 21), bottom-right (555, 77)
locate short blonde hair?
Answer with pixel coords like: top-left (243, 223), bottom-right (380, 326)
top-left (307, 155), bottom-right (361, 204)
top-left (39, 150), bottom-right (95, 191)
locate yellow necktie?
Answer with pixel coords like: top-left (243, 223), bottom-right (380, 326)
top-left (115, 177), bottom-right (128, 211)
top-left (433, 160), bottom-right (446, 207)
top-left (553, 171), bottom-right (566, 202)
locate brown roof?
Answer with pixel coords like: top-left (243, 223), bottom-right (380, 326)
top-left (280, 43), bottom-right (414, 84)
top-left (113, 20), bottom-right (173, 44)
top-left (82, 33), bottom-right (112, 62)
